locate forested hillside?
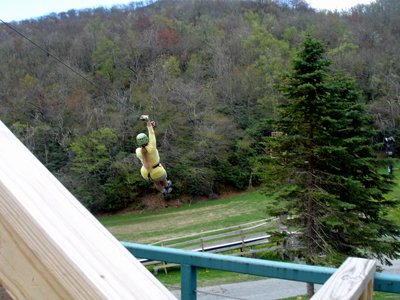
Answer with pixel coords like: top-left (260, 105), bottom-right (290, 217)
top-left (1, 0), bottom-right (399, 214)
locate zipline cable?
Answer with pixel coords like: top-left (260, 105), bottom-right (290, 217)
top-left (0, 18), bottom-right (138, 116)
top-left (0, 19), bottom-right (234, 146)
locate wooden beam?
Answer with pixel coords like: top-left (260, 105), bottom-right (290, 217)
top-left (311, 257), bottom-right (376, 300)
top-left (0, 121), bottom-right (176, 300)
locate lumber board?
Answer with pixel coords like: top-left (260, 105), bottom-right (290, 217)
top-left (0, 121), bottom-right (176, 300)
top-left (310, 257), bottom-right (375, 300)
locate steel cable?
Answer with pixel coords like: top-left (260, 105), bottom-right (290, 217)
top-left (0, 19), bottom-right (235, 145)
top-left (0, 18), bottom-right (140, 117)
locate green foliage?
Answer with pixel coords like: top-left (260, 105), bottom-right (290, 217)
top-left (259, 33), bottom-right (400, 267)
top-left (86, 17), bottom-right (105, 33)
top-left (282, 26), bottom-right (298, 42)
top-left (244, 11), bottom-right (261, 24)
top-left (101, 175), bottom-right (136, 212)
top-left (213, 158), bottom-right (251, 190)
top-left (2, 0), bottom-right (400, 214)
top-left (70, 128), bottom-right (118, 177)
top-left (19, 74), bottom-right (38, 90)
top-left (163, 56), bottom-right (180, 78)
top-left (70, 128), bottom-right (119, 212)
top-left (44, 142), bottom-right (69, 172)
top-left (92, 36), bottom-right (130, 82)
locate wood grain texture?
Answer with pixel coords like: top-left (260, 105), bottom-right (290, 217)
top-left (0, 121), bottom-right (176, 300)
top-left (311, 257), bottom-right (376, 300)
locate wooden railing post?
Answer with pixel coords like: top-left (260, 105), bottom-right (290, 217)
top-left (239, 226), bottom-right (246, 253)
top-left (358, 278), bottom-right (374, 300)
top-left (311, 257), bottom-right (376, 300)
top-left (200, 234), bottom-right (208, 271)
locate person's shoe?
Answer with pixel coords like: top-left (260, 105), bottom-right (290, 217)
top-left (162, 187), bottom-right (172, 198)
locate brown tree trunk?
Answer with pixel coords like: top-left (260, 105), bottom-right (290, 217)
top-left (307, 124), bottom-right (315, 300)
top-left (307, 282), bottom-right (314, 299)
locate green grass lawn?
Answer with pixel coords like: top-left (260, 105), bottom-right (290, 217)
top-left (99, 191), bottom-right (273, 244)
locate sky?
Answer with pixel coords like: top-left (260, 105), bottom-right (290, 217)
top-left (1, 0), bottom-right (376, 23)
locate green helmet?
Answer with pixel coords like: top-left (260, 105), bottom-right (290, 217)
top-left (137, 133), bottom-right (149, 146)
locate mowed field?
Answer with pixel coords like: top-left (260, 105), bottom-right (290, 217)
top-left (99, 191), bottom-right (273, 244)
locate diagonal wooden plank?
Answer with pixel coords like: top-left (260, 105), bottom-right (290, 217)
top-left (0, 121), bottom-right (176, 300)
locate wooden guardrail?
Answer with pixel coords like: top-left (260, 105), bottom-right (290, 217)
top-left (311, 257), bottom-right (376, 300)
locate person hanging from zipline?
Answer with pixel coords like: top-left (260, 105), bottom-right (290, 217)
top-left (136, 116), bottom-right (172, 197)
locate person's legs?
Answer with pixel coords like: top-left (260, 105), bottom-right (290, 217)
top-left (154, 181), bottom-right (164, 192)
top-left (152, 172), bottom-right (172, 197)
top-left (154, 180), bottom-right (170, 192)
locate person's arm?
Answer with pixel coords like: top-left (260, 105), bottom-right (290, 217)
top-left (147, 119), bottom-right (156, 146)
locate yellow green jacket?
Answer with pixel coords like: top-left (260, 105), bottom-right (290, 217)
top-left (135, 125), bottom-right (165, 180)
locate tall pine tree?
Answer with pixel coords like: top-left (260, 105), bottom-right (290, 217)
top-left (260, 34), bottom-right (400, 299)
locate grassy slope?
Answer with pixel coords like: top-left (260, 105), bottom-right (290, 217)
top-left (100, 191), bottom-right (272, 244)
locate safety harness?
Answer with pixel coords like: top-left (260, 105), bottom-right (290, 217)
top-left (147, 162), bottom-right (161, 180)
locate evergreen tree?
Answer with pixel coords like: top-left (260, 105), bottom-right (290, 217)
top-left (260, 34), bottom-right (400, 299)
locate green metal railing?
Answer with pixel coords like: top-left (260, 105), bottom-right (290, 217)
top-left (122, 242), bottom-right (400, 300)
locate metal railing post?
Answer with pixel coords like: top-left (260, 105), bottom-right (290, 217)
top-left (181, 264), bottom-right (197, 300)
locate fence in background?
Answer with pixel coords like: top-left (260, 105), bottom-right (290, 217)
top-left (143, 218), bottom-right (285, 274)
top-left (144, 217), bottom-right (301, 274)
